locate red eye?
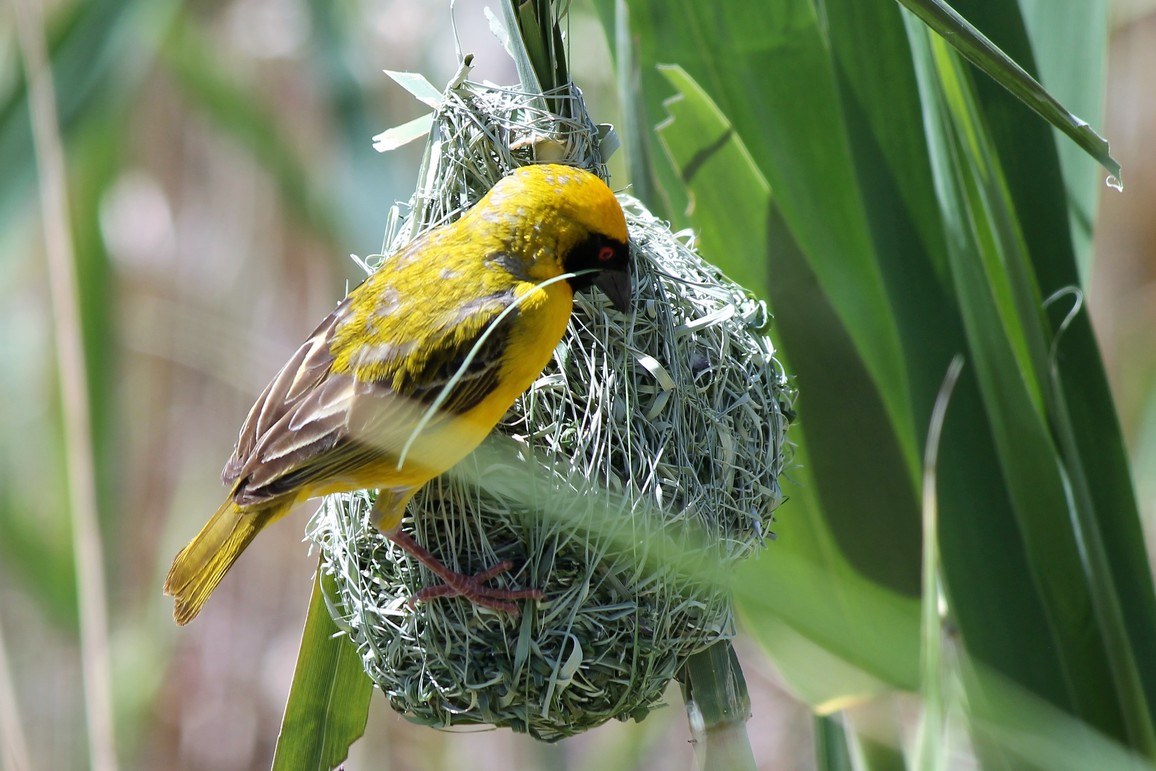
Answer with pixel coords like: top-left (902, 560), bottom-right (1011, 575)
top-left (598, 245), bottom-right (616, 263)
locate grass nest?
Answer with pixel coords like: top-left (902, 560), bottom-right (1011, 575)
top-left (307, 74), bottom-right (793, 741)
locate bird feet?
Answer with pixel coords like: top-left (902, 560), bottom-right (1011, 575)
top-left (387, 529), bottom-right (543, 615)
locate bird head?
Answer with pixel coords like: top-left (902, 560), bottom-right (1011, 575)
top-left (480, 164), bottom-right (632, 312)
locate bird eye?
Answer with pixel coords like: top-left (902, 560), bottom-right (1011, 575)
top-left (598, 245), bottom-right (616, 263)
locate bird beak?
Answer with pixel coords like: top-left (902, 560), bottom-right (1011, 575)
top-left (594, 269), bottom-right (631, 313)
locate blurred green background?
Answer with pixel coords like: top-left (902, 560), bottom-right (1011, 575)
top-left (2, 0), bottom-right (1155, 769)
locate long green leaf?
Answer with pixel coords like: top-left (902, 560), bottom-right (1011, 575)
top-left (615, 0), bottom-right (921, 479)
top-left (652, 63), bottom-right (923, 705)
top-left (948, 0), bottom-right (1156, 730)
top-left (653, 66), bottom-right (768, 298)
top-left (651, 67), bottom-right (920, 712)
top-left (590, 0), bottom-right (690, 225)
top-left (650, 36), bottom-right (924, 601)
top-left (272, 567), bottom-right (373, 771)
top-left (894, 0), bottom-right (1119, 183)
top-left (907, 17), bottom-right (1155, 754)
top-left (1018, 0), bottom-right (1108, 278)
top-left (610, 0), bottom-right (665, 218)
top-left (600, 3), bottom-right (1154, 767)
top-left (926, 24), bottom-right (1151, 749)
top-left (962, 658), bottom-right (1156, 771)
top-left (681, 643), bottom-right (755, 771)
top-left (913, 356), bottom-right (964, 771)
top-left (814, 716), bottom-right (854, 771)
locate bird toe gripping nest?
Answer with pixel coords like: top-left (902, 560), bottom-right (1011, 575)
top-left (308, 77), bottom-right (792, 741)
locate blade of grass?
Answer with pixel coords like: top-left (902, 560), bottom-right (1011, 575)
top-left (934, 29), bottom-right (1156, 755)
top-left (511, 0), bottom-right (569, 93)
top-left (653, 65), bottom-right (768, 297)
top-left (1018, 0), bottom-right (1108, 278)
top-left (936, 32), bottom-right (1153, 755)
top-left (654, 64), bottom-right (923, 599)
top-left (893, 0), bottom-right (1119, 184)
top-left (497, 1), bottom-right (546, 111)
top-left (907, 15), bottom-right (1154, 754)
top-left (962, 658), bottom-right (1156, 771)
top-left (590, 0), bottom-right (689, 225)
top-left (822, 0), bottom-right (966, 447)
top-left (611, 0), bottom-right (663, 216)
top-left (950, 0), bottom-right (1156, 724)
top-left (0, 613), bottom-right (31, 771)
top-left (681, 642), bottom-right (755, 771)
top-left (913, 355), bottom-right (964, 771)
top-left (11, 1), bottom-right (117, 769)
top-left (815, 715), bottom-right (854, 771)
top-left (648, 64), bottom-right (922, 703)
top-left (272, 567), bottom-right (373, 771)
top-left (736, 535), bottom-right (921, 701)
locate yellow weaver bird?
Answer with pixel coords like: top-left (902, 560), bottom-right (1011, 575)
top-left (165, 164), bottom-right (631, 624)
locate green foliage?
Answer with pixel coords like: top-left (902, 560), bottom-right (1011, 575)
top-left (4, 0), bottom-right (1149, 767)
top-left (272, 569), bottom-right (372, 771)
top-left (598, 0), bottom-right (1151, 767)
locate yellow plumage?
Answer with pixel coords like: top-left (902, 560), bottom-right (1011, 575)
top-left (165, 164), bottom-right (631, 624)
top-left (165, 498), bottom-right (279, 625)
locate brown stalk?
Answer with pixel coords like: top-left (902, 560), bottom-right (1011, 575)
top-left (10, 1), bottom-right (119, 769)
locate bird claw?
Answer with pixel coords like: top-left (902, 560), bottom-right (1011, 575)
top-left (409, 564), bottom-right (544, 614)
top-left (389, 530), bottom-right (542, 615)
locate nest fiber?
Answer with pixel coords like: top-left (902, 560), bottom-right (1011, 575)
top-left (308, 77), bottom-right (792, 741)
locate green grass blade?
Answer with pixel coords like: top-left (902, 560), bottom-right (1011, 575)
top-left (649, 63), bottom-right (924, 707)
top-left (610, 0), bottom-right (664, 217)
top-left (272, 567), bottom-right (373, 771)
top-left (963, 659), bottom-right (1156, 771)
top-left (648, 64), bottom-right (923, 711)
top-left (736, 538), bottom-right (921, 702)
top-left (681, 643), bottom-right (755, 771)
top-left (13, 2), bottom-right (120, 764)
top-left (913, 356), bottom-right (964, 771)
top-left (590, 0), bottom-right (689, 223)
top-left (895, 0), bottom-right (1119, 183)
top-left (946, 0), bottom-right (1156, 726)
top-left (498, 0), bottom-right (546, 110)
top-left (604, 2), bottom-right (1153, 765)
top-left (932, 23), bottom-right (1156, 752)
top-left (1018, 0), bottom-right (1108, 278)
top-left (907, 17), bottom-right (1156, 753)
top-left (654, 62), bottom-right (923, 597)
top-left (815, 716), bottom-right (854, 771)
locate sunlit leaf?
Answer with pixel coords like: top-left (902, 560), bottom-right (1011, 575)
top-left (272, 568), bottom-right (373, 771)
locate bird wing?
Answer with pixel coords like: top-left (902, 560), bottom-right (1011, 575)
top-left (222, 283), bottom-right (517, 505)
top-left (222, 300), bottom-right (350, 486)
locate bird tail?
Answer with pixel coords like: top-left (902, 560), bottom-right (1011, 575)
top-left (164, 497), bottom-right (286, 625)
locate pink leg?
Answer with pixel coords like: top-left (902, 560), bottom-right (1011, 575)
top-left (387, 529), bottom-right (543, 614)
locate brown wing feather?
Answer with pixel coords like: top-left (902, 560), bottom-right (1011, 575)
top-left (222, 298), bottom-right (351, 486)
top-left (223, 288), bottom-right (516, 506)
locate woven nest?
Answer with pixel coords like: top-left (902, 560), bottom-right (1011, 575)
top-left (307, 76), bottom-right (792, 741)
